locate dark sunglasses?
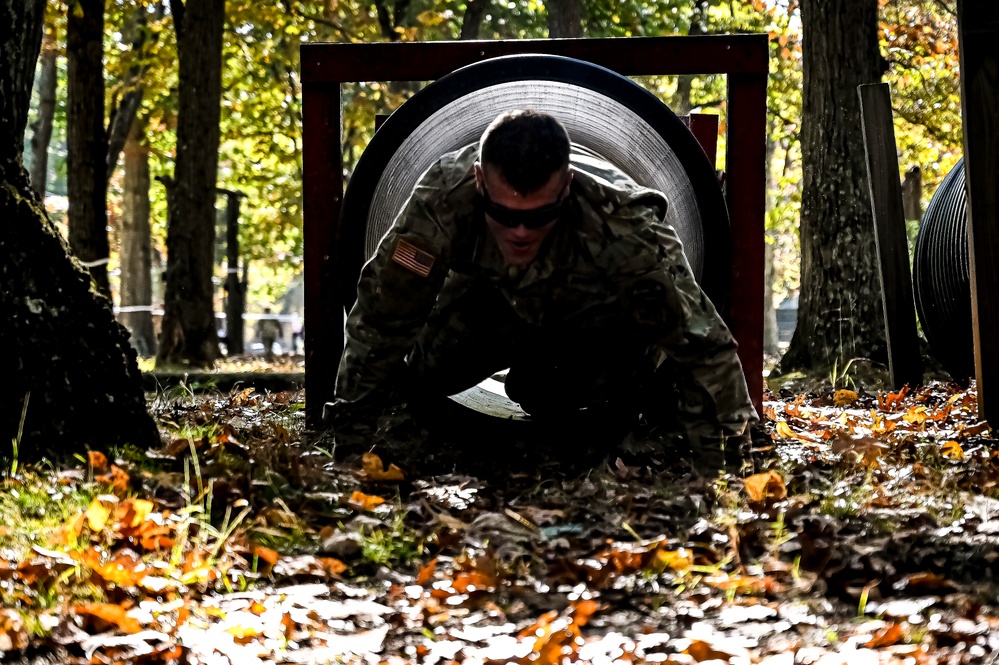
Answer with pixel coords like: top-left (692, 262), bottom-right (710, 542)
top-left (480, 186), bottom-right (569, 229)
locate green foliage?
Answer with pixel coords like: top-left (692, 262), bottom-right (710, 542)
top-left (360, 513), bottom-right (424, 567)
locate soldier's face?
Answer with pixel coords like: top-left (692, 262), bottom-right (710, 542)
top-left (475, 164), bottom-right (571, 268)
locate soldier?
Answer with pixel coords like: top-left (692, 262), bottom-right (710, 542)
top-left (255, 307), bottom-right (283, 361)
top-left (328, 110), bottom-right (757, 471)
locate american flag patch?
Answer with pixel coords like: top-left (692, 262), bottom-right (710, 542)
top-left (391, 238), bottom-right (435, 278)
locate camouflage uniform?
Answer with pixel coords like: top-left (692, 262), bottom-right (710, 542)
top-left (331, 144), bottom-right (758, 463)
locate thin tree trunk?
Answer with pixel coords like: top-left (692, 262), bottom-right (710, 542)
top-left (157, 0), bottom-right (226, 367)
top-left (902, 165), bottom-right (922, 221)
top-left (107, 3), bottom-right (163, 182)
top-left (780, 0), bottom-right (887, 374)
top-left (460, 0), bottom-right (489, 39)
top-left (120, 121), bottom-right (155, 357)
top-left (0, 0), bottom-right (157, 458)
top-left (29, 23), bottom-right (57, 197)
top-left (373, 0), bottom-right (412, 41)
top-left (66, 0), bottom-right (110, 295)
top-left (674, 7), bottom-right (708, 115)
top-left (546, 0), bottom-right (583, 38)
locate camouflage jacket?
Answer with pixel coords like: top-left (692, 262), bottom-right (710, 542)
top-left (335, 144), bottom-right (758, 436)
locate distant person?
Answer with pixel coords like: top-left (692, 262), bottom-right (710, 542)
top-left (255, 307), bottom-right (283, 361)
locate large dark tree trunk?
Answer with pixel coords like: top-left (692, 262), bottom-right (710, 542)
top-left (28, 22), bottom-right (57, 197)
top-left (156, 0), bottom-right (225, 367)
top-left (459, 0), bottom-right (489, 39)
top-left (120, 122), bottom-right (156, 357)
top-left (546, 0), bottom-right (583, 38)
top-left (66, 0), bottom-right (110, 295)
top-left (0, 0), bottom-right (157, 459)
top-left (780, 0), bottom-right (887, 373)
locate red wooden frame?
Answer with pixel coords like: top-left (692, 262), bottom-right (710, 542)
top-left (301, 35), bottom-right (769, 424)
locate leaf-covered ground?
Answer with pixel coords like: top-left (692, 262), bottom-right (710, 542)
top-left (1, 382), bottom-right (998, 664)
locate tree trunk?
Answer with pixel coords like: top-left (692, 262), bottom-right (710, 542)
top-left (460, 0), bottom-right (489, 40)
top-left (107, 3), bottom-right (162, 182)
top-left (66, 0), bottom-right (110, 296)
top-left (120, 122), bottom-right (156, 357)
top-left (546, 0), bottom-right (583, 38)
top-left (29, 23), bottom-right (57, 197)
top-left (780, 0), bottom-right (887, 373)
top-left (0, 0), bottom-right (157, 459)
top-left (156, 0), bottom-right (225, 367)
top-left (674, 6), bottom-right (708, 115)
top-left (902, 165), bottom-right (922, 221)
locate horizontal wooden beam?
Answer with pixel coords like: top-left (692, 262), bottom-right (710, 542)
top-left (301, 35), bottom-right (770, 83)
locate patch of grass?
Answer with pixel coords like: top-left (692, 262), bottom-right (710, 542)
top-left (0, 474), bottom-right (95, 551)
top-left (818, 480), bottom-right (875, 520)
top-left (109, 442), bottom-right (167, 474)
top-left (360, 513), bottom-right (424, 567)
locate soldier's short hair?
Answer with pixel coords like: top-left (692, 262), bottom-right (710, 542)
top-left (479, 110), bottom-right (571, 195)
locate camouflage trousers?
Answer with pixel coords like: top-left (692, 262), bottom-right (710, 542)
top-left (405, 282), bottom-right (662, 420)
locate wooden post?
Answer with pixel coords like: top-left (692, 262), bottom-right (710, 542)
top-left (682, 114), bottom-right (720, 166)
top-left (858, 83), bottom-right (922, 390)
top-left (727, 72), bottom-right (768, 417)
top-left (957, 0), bottom-right (999, 424)
top-left (303, 83), bottom-right (344, 423)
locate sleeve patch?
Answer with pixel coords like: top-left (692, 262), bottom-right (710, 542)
top-left (391, 238), bottom-right (436, 278)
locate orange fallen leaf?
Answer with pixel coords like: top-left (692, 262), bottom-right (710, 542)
top-left (75, 603), bottom-right (142, 634)
top-left (775, 421), bottom-right (797, 439)
top-left (452, 570), bottom-right (496, 594)
top-left (348, 490), bottom-right (386, 511)
top-left (942, 440), bottom-right (965, 460)
top-left (569, 599), bottom-right (599, 627)
top-left (903, 405), bottom-right (928, 425)
top-left (78, 549), bottom-right (149, 587)
top-left (117, 498), bottom-right (155, 528)
top-left (879, 385), bottom-right (910, 410)
top-left (417, 557), bottom-right (438, 586)
top-left (361, 452), bottom-right (405, 482)
top-left (773, 420), bottom-right (821, 443)
top-left (744, 471), bottom-right (787, 504)
top-left (88, 451), bottom-right (108, 471)
top-left (833, 389), bottom-right (859, 406)
top-left (319, 557), bottom-right (347, 575)
top-left (252, 546), bottom-right (279, 566)
top-left (686, 639), bottom-right (735, 661)
top-left (863, 622), bottom-right (904, 648)
top-left (895, 571), bottom-right (952, 592)
top-left (95, 465), bottom-right (130, 496)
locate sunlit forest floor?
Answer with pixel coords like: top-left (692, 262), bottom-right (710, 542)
top-left (0, 381), bottom-right (996, 663)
